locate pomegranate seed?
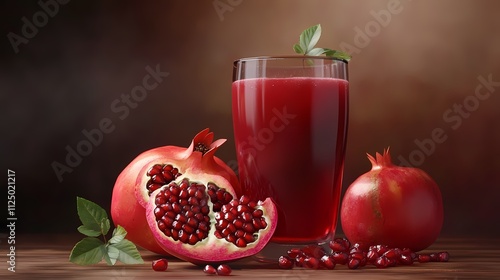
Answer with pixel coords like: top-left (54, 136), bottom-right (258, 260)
top-left (429, 253), bottom-right (439, 262)
top-left (147, 164), bottom-right (162, 176)
top-left (332, 252), bottom-right (348, 265)
top-left (217, 264), bottom-right (232, 276)
top-left (223, 192), bottom-right (233, 203)
top-left (399, 253), bottom-right (413, 265)
top-left (243, 232), bottom-right (255, 243)
top-left (374, 256), bottom-right (389, 268)
top-left (224, 212), bottom-right (236, 222)
top-left (154, 207), bottom-right (165, 219)
top-left (304, 257), bottom-right (320, 269)
top-left (242, 223), bottom-right (254, 233)
top-left (320, 255), bottom-right (336, 270)
top-left (252, 209), bottom-right (263, 218)
top-left (203, 264), bottom-right (217, 275)
top-left (240, 195), bottom-right (251, 205)
top-left (287, 248), bottom-right (302, 258)
top-left (234, 229), bottom-right (245, 238)
top-left (235, 237), bottom-right (247, 247)
top-left (233, 218), bottom-right (244, 228)
top-left (196, 229), bottom-right (205, 240)
top-left (438, 252), bottom-right (450, 262)
top-left (259, 219), bottom-right (267, 228)
top-left (418, 254), bottom-right (431, 263)
top-left (383, 248), bottom-right (400, 260)
top-left (350, 251), bottom-right (364, 261)
top-left (366, 249), bottom-right (379, 263)
top-left (348, 257), bottom-right (361, 269)
top-left (188, 234), bottom-right (198, 245)
top-left (152, 258), bottom-right (168, 271)
top-left (181, 224), bottom-right (194, 234)
top-left (295, 255), bottom-right (306, 267)
top-left (375, 244), bottom-right (389, 255)
top-left (225, 235), bottom-right (236, 243)
top-left (329, 237), bottom-right (351, 252)
top-left (278, 255), bottom-right (294, 269)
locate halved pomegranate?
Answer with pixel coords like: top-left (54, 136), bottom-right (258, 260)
top-left (111, 128), bottom-right (241, 254)
top-left (146, 178), bottom-right (277, 265)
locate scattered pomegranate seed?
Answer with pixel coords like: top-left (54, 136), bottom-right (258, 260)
top-left (329, 237), bottom-right (351, 252)
top-left (347, 258), bottom-right (361, 269)
top-left (438, 251), bottom-right (450, 262)
top-left (203, 264), bottom-right (217, 275)
top-left (216, 264), bottom-right (232, 276)
top-left (278, 256), bottom-right (294, 269)
top-left (418, 254), bottom-right (431, 263)
top-left (320, 255), bottom-right (336, 270)
top-left (277, 237), bottom-right (450, 271)
top-left (151, 258), bottom-right (168, 271)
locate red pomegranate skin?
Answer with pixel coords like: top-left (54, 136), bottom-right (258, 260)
top-left (111, 147), bottom-right (176, 254)
top-left (340, 149), bottom-right (443, 252)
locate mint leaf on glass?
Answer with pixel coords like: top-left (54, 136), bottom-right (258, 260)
top-left (293, 24), bottom-right (352, 62)
top-left (70, 197), bottom-right (143, 266)
top-left (299, 24), bottom-right (322, 54)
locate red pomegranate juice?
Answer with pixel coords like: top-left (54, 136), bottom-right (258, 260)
top-left (232, 77), bottom-right (349, 243)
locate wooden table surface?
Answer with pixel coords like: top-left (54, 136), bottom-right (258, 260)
top-left (3, 234), bottom-right (500, 279)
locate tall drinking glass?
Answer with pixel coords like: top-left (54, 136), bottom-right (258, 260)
top-left (232, 56), bottom-right (349, 261)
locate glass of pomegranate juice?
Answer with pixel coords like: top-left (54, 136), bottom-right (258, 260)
top-left (232, 56), bottom-right (349, 261)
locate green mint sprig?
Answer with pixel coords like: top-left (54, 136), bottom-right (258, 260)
top-left (293, 24), bottom-right (351, 62)
top-left (69, 197), bottom-right (144, 266)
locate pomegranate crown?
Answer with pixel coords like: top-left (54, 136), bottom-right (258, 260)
top-left (187, 128), bottom-right (226, 158)
top-left (367, 147), bottom-right (393, 170)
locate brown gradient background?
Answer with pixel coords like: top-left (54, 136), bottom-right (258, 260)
top-left (1, 0), bottom-right (499, 239)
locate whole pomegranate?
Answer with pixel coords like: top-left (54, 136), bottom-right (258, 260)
top-left (111, 128), bottom-right (241, 254)
top-left (340, 148), bottom-right (443, 252)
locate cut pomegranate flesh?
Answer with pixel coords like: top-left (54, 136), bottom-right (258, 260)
top-left (146, 177), bottom-right (277, 264)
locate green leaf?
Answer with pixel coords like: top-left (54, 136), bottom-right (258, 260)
top-left (307, 47), bottom-right (326, 56)
top-left (299, 24), bottom-right (322, 54)
top-left (294, 24), bottom-right (352, 62)
top-left (69, 237), bottom-right (105, 265)
top-left (109, 239), bottom-right (144, 264)
top-left (76, 197), bottom-right (110, 235)
top-left (293, 43), bottom-right (304, 54)
top-left (109, 225), bottom-right (127, 244)
top-left (101, 218), bottom-right (111, 237)
top-left (105, 245), bottom-right (119, 266)
top-left (323, 48), bottom-right (352, 62)
top-left (77, 225), bottom-right (101, 237)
